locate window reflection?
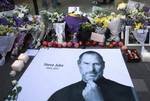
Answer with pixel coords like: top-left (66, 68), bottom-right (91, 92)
top-left (0, 0), bottom-right (15, 12)
top-left (14, 0), bottom-right (34, 14)
top-left (13, 0), bottom-right (115, 14)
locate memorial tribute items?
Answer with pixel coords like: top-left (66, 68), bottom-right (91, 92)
top-left (11, 60), bottom-right (25, 72)
top-left (18, 53), bottom-right (29, 63)
top-left (124, 49), bottom-right (140, 62)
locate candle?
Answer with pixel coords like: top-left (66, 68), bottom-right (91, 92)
top-left (141, 52), bottom-right (150, 62)
top-left (11, 60), bottom-right (24, 72)
top-left (9, 70), bottom-right (17, 77)
top-left (18, 53), bottom-right (29, 63)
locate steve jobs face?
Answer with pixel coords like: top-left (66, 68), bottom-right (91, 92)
top-left (78, 51), bottom-right (105, 83)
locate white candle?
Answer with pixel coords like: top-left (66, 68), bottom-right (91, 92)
top-left (141, 52), bottom-right (150, 62)
top-left (9, 70), bottom-right (17, 77)
top-left (18, 53), bottom-right (29, 63)
top-left (11, 60), bottom-right (24, 72)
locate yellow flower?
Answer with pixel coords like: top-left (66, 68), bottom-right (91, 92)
top-left (95, 17), bottom-right (102, 23)
top-left (134, 22), bottom-right (144, 30)
top-left (107, 16), bottom-right (114, 21)
top-left (68, 12), bottom-right (78, 17)
top-left (95, 16), bottom-right (113, 28)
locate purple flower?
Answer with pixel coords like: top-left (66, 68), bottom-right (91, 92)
top-left (13, 16), bottom-right (25, 27)
top-left (16, 31), bottom-right (26, 46)
top-left (0, 17), bottom-right (9, 25)
top-left (143, 6), bottom-right (150, 12)
top-left (144, 21), bottom-right (150, 26)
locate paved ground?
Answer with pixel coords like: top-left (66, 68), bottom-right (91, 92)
top-left (1, 0), bottom-right (150, 101)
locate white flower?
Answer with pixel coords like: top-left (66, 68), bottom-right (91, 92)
top-left (18, 5), bottom-right (29, 13)
top-left (131, 9), bottom-right (138, 14)
top-left (13, 5), bottom-right (29, 18)
top-left (11, 80), bottom-right (17, 85)
top-left (117, 14), bottom-right (126, 19)
top-left (117, 3), bottom-right (127, 10)
top-left (83, 13), bottom-right (87, 17)
top-left (111, 12), bottom-right (116, 16)
top-left (28, 15), bottom-right (33, 21)
top-left (18, 13), bottom-right (24, 18)
top-left (54, 12), bottom-right (58, 15)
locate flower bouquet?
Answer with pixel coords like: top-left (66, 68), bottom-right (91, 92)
top-left (124, 49), bottom-right (141, 62)
top-left (124, 1), bottom-right (150, 27)
top-left (0, 25), bottom-right (14, 36)
top-left (40, 10), bottom-right (65, 43)
top-left (77, 22), bottom-right (95, 43)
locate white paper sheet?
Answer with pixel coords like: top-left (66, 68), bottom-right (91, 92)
top-left (17, 48), bottom-right (134, 101)
top-left (25, 49), bottom-right (39, 56)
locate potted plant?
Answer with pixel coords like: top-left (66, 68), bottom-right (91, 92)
top-left (77, 22), bottom-right (95, 42)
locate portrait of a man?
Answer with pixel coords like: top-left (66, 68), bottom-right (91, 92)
top-left (48, 51), bottom-right (135, 101)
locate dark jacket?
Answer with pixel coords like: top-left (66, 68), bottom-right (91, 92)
top-left (48, 77), bottom-right (136, 101)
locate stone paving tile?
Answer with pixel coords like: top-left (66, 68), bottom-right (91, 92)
top-left (144, 63), bottom-right (150, 73)
top-left (132, 79), bottom-right (149, 92)
top-left (127, 64), bottom-right (150, 78)
top-left (137, 92), bottom-right (150, 101)
top-left (143, 79), bottom-right (150, 92)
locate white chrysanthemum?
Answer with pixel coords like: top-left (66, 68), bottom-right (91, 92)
top-left (11, 80), bottom-right (17, 85)
top-left (111, 12), bottom-right (116, 16)
top-left (117, 14), bottom-right (126, 19)
top-left (117, 3), bottom-right (127, 10)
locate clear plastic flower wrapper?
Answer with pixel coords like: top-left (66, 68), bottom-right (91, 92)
top-left (108, 17), bottom-right (123, 42)
top-left (132, 28), bottom-right (150, 62)
top-left (0, 35), bottom-right (16, 66)
top-left (53, 22), bottom-right (66, 43)
top-left (132, 29), bottom-right (149, 53)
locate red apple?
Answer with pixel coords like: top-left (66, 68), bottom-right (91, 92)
top-left (85, 41), bottom-right (90, 46)
top-left (121, 45), bottom-right (128, 51)
top-left (79, 41), bottom-right (83, 46)
top-left (42, 41), bottom-right (48, 47)
top-left (111, 41), bottom-right (117, 46)
top-left (118, 41), bottom-right (124, 47)
top-left (67, 42), bottom-right (73, 47)
top-left (74, 42), bottom-right (80, 48)
top-left (92, 41), bottom-right (97, 46)
top-left (62, 42), bottom-right (67, 47)
top-left (53, 41), bottom-right (58, 47)
top-left (48, 42), bottom-right (53, 47)
top-left (108, 44), bottom-right (113, 48)
top-left (57, 43), bottom-right (62, 48)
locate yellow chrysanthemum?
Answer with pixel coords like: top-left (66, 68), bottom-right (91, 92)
top-left (94, 16), bottom-right (113, 28)
top-left (134, 22), bottom-right (144, 30)
top-left (107, 16), bottom-right (114, 21)
top-left (95, 16), bottom-right (114, 28)
top-left (95, 17), bottom-right (103, 23)
top-left (68, 13), bottom-right (78, 17)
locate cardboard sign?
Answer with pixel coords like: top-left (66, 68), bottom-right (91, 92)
top-left (68, 7), bottom-right (80, 13)
top-left (90, 32), bottom-right (105, 42)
